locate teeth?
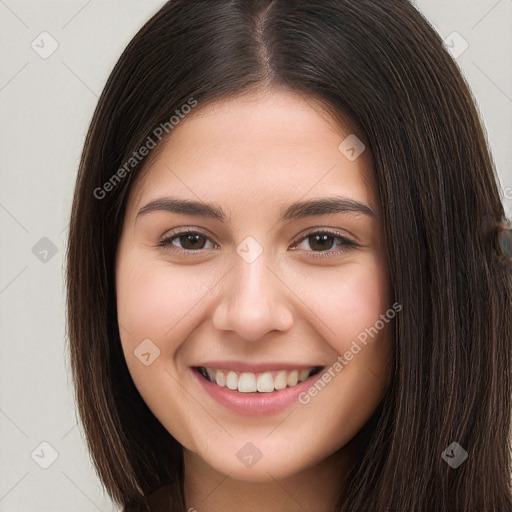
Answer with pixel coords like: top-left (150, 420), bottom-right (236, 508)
top-left (257, 372), bottom-right (274, 392)
top-left (239, 372), bottom-right (257, 392)
top-left (286, 370), bottom-right (298, 387)
top-left (205, 367), bottom-right (319, 393)
top-left (298, 369), bottom-right (310, 382)
top-left (226, 371), bottom-right (238, 390)
top-left (215, 369), bottom-right (226, 387)
top-left (274, 371), bottom-right (287, 390)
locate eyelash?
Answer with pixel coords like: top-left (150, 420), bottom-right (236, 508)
top-left (157, 228), bottom-right (359, 260)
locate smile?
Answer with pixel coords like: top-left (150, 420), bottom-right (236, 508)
top-left (197, 366), bottom-right (323, 393)
top-left (193, 364), bottom-right (326, 416)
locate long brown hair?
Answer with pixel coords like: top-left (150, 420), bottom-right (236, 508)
top-left (66, 0), bottom-right (512, 510)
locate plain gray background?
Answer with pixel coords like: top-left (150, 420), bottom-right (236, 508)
top-left (0, 1), bottom-right (511, 511)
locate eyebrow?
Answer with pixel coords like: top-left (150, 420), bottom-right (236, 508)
top-left (135, 195), bottom-right (375, 223)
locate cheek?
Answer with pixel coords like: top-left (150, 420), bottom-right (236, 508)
top-left (336, 262), bottom-right (392, 371)
top-left (293, 259), bottom-right (393, 431)
top-left (339, 266), bottom-right (390, 341)
top-left (116, 254), bottom-right (212, 345)
top-left (291, 255), bottom-right (391, 348)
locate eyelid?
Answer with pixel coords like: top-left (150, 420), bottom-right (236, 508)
top-left (157, 226), bottom-right (360, 258)
top-left (289, 228), bottom-right (359, 260)
top-left (157, 227), bottom-right (219, 252)
top-left (158, 226), bottom-right (356, 242)
top-left (290, 227), bottom-right (356, 246)
top-left (160, 225), bottom-right (219, 240)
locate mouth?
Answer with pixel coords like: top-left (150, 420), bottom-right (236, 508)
top-left (194, 365), bottom-right (324, 393)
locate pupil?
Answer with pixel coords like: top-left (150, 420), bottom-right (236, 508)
top-left (179, 234), bottom-right (335, 251)
top-left (182, 234), bottom-right (205, 250)
top-left (310, 234), bottom-right (334, 251)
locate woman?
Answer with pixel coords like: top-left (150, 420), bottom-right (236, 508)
top-left (66, 0), bottom-right (512, 510)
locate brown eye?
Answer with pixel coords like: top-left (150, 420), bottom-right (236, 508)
top-left (177, 233), bottom-right (208, 250)
top-left (158, 231), bottom-right (217, 253)
top-left (307, 233), bottom-right (337, 251)
top-left (291, 230), bottom-right (358, 260)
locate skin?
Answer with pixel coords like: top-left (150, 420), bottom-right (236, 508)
top-left (115, 88), bottom-right (394, 512)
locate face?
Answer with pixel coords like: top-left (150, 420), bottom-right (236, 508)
top-left (115, 89), bottom-right (393, 482)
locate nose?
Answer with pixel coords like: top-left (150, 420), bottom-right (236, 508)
top-left (212, 250), bottom-right (294, 341)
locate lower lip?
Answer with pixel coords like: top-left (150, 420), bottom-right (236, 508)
top-left (192, 367), bottom-right (322, 416)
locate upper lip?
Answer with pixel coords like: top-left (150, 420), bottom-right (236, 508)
top-left (194, 361), bottom-right (323, 372)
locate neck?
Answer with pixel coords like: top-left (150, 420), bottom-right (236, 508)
top-left (182, 440), bottom-right (358, 512)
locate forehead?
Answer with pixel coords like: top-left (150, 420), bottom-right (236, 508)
top-left (129, 89), bottom-right (376, 216)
